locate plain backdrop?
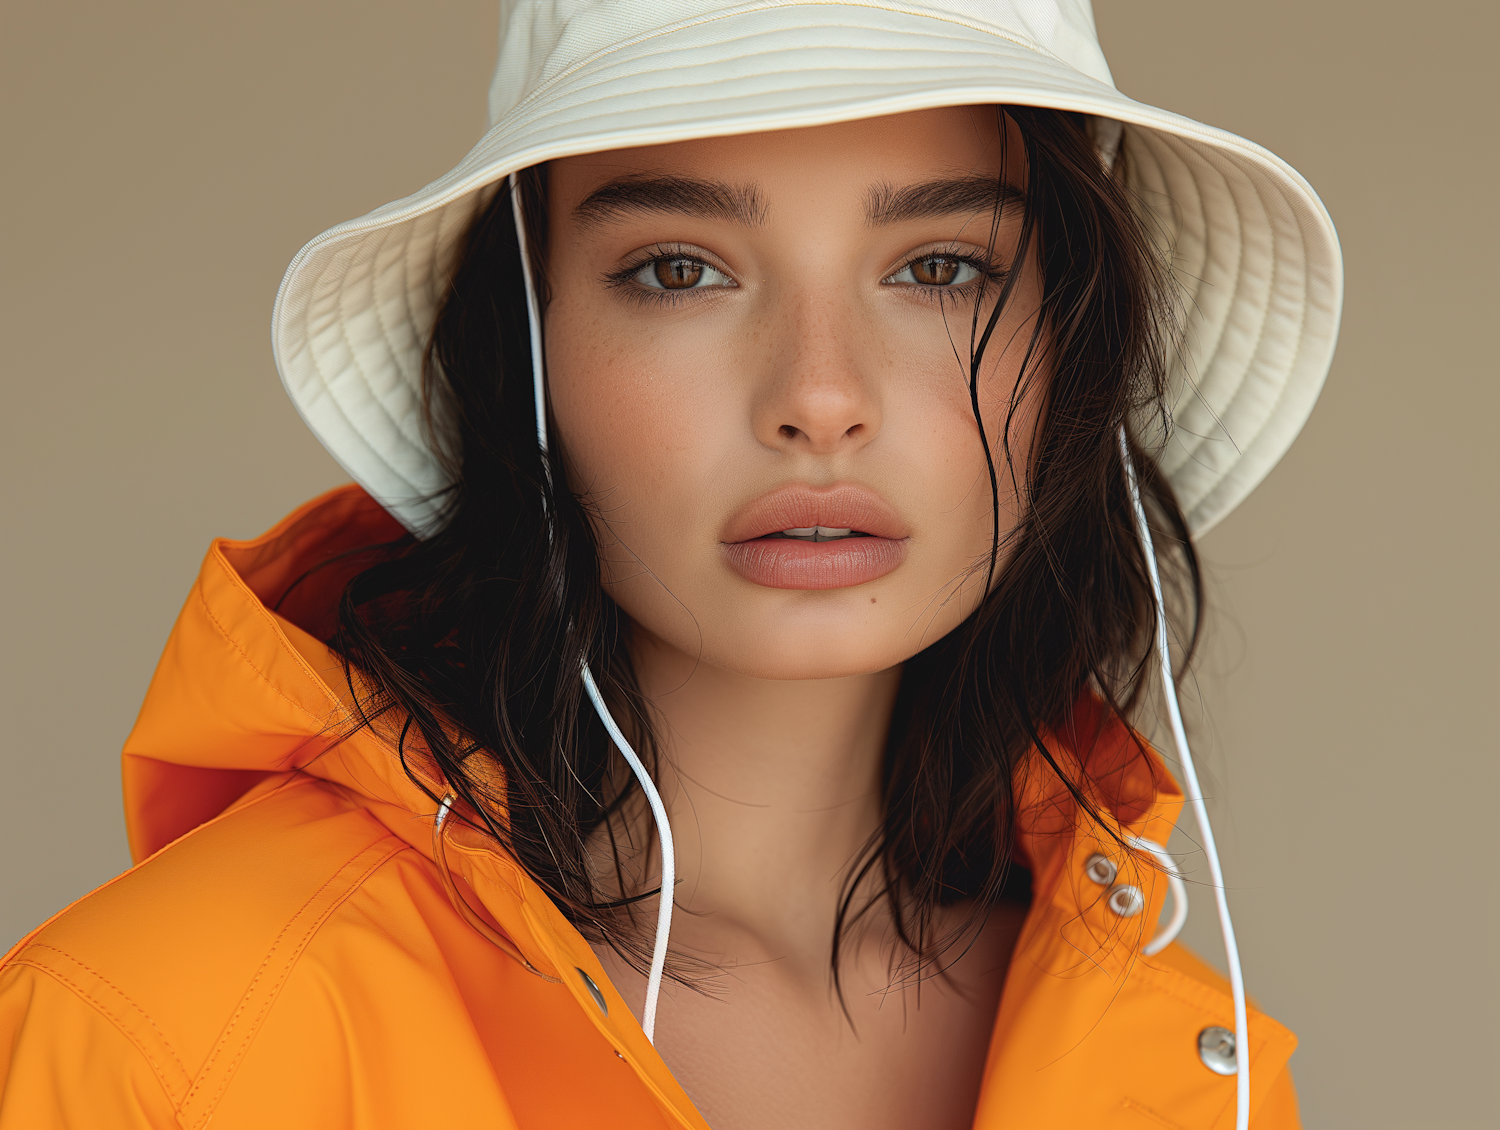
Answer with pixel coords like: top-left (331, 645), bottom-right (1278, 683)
top-left (2, 2), bottom-right (1495, 1125)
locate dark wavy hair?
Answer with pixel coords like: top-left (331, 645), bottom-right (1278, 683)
top-left (326, 106), bottom-right (1200, 982)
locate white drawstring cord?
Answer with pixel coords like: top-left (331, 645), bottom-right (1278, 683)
top-left (579, 665), bottom-right (676, 1042)
top-left (1120, 427), bottom-right (1250, 1129)
top-left (510, 174), bottom-right (677, 1044)
top-left (1125, 834), bottom-right (1189, 957)
top-left (510, 173), bottom-right (548, 451)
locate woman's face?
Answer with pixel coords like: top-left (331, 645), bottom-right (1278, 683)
top-left (545, 106), bottom-right (1044, 680)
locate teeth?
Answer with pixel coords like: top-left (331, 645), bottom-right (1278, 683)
top-left (778, 526), bottom-right (857, 541)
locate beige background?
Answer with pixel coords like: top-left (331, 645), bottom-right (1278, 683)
top-left (2, 1), bottom-right (1495, 1124)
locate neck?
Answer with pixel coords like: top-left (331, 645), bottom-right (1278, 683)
top-left (619, 630), bottom-right (901, 973)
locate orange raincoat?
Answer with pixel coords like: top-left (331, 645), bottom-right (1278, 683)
top-left (0, 487), bottom-right (1300, 1128)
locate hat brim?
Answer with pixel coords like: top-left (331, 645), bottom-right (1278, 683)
top-left (273, 4), bottom-right (1342, 535)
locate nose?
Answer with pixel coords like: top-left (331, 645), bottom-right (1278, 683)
top-left (751, 295), bottom-right (881, 456)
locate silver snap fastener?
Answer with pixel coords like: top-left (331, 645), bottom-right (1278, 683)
top-left (1106, 884), bottom-right (1145, 917)
top-left (1198, 1026), bottom-right (1238, 1075)
top-left (1085, 853), bottom-right (1118, 886)
top-left (577, 968), bottom-right (607, 1014)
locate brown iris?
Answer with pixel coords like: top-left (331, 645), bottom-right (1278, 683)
top-left (653, 258), bottom-right (704, 289)
top-left (908, 256), bottom-right (961, 285)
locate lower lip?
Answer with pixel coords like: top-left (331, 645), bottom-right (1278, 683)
top-left (722, 537), bottom-right (908, 590)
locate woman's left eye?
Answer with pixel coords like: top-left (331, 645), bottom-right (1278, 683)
top-left (886, 255), bottom-right (983, 288)
top-left (632, 256), bottom-right (734, 291)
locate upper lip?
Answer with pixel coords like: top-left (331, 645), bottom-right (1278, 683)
top-left (720, 483), bottom-right (909, 543)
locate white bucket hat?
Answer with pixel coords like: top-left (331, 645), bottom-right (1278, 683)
top-left (272, 0), bottom-right (1342, 537)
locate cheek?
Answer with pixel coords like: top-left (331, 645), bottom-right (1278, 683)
top-left (545, 293), bottom-right (743, 554)
top-left (883, 383), bottom-right (1007, 608)
top-left (882, 304), bottom-right (1042, 527)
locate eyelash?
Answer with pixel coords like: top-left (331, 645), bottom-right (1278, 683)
top-left (602, 242), bottom-right (1009, 306)
top-left (885, 244), bottom-right (1010, 303)
top-left (603, 243), bottom-right (733, 307)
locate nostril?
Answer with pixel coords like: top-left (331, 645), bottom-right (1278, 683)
top-left (779, 424), bottom-right (799, 439)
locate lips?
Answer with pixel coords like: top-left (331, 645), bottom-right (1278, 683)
top-left (720, 484), bottom-right (909, 590)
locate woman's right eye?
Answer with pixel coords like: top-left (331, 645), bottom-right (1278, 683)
top-left (632, 257), bottom-right (733, 291)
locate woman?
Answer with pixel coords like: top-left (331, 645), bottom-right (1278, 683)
top-left (0, 2), bottom-right (1340, 1127)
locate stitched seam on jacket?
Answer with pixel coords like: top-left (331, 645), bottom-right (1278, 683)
top-left (178, 836), bottom-right (407, 1128)
top-left (2, 777), bottom-right (324, 964)
top-left (206, 542), bottom-right (350, 711)
top-left (193, 574), bottom-right (325, 725)
top-left (1122, 1097), bottom-right (1185, 1130)
top-left (1131, 957), bottom-right (1249, 1018)
top-left (10, 952), bottom-right (192, 1104)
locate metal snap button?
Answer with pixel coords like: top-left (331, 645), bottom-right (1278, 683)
top-left (1198, 1026), bottom-right (1238, 1075)
top-left (1085, 853), bottom-right (1118, 886)
top-left (1106, 884), bottom-right (1145, 917)
top-left (577, 967), bottom-right (608, 1014)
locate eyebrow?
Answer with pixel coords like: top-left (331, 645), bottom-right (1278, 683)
top-left (864, 176), bottom-right (1026, 226)
top-left (573, 174), bottom-right (769, 228)
top-left (570, 172), bottom-right (1025, 231)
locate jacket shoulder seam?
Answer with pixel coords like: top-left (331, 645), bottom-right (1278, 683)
top-left (2, 777), bottom-right (325, 968)
top-left (9, 947), bottom-right (192, 1105)
top-left (177, 833), bottom-right (407, 1128)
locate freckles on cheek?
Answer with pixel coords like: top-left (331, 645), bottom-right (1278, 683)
top-left (550, 331), bottom-right (725, 509)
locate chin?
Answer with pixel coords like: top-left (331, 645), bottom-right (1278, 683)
top-left (671, 611), bottom-right (954, 681)
top-left (708, 642), bottom-right (905, 682)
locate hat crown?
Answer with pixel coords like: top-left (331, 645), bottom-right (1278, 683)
top-left (488, 0), bottom-right (1114, 127)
